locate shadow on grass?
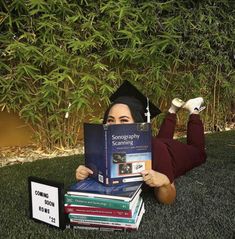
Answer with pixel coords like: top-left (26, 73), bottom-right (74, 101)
top-left (0, 131), bottom-right (234, 239)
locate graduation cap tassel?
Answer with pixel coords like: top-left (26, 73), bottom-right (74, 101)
top-left (145, 98), bottom-right (151, 123)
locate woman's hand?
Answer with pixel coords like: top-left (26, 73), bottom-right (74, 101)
top-left (141, 169), bottom-right (170, 187)
top-left (141, 169), bottom-right (176, 204)
top-left (75, 165), bottom-right (93, 181)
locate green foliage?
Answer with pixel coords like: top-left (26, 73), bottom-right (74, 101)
top-left (0, 0), bottom-right (234, 148)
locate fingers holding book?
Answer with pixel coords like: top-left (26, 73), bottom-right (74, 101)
top-left (141, 170), bottom-right (171, 188)
top-left (141, 170), bottom-right (155, 187)
top-left (76, 165), bottom-right (93, 181)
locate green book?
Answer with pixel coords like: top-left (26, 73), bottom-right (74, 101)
top-left (64, 189), bottom-right (141, 210)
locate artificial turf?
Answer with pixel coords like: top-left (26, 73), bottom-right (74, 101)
top-left (0, 130), bottom-right (234, 239)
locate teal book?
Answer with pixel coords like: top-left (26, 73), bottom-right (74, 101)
top-left (84, 123), bottom-right (152, 186)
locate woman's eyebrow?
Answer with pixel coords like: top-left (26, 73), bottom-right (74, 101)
top-left (119, 116), bottom-right (130, 119)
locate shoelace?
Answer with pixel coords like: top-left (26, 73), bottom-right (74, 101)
top-left (194, 106), bottom-right (206, 112)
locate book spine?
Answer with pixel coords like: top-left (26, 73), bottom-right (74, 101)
top-left (69, 201), bottom-right (144, 230)
top-left (69, 218), bottom-right (137, 227)
top-left (64, 194), bottom-right (130, 210)
top-left (69, 213), bottom-right (136, 224)
top-left (67, 223), bottom-right (136, 232)
top-left (104, 127), bottom-right (109, 185)
top-left (64, 206), bottom-right (132, 218)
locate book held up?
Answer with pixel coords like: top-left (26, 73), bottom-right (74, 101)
top-left (84, 122), bottom-right (152, 186)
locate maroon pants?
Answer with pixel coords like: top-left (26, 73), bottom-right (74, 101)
top-left (152, 113), bottom-right (207, 183)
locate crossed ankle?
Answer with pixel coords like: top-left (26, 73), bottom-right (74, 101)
top-left (169, 97), bottom-right (205, 114)
top-left (183, 97), bottom-right (205, 114)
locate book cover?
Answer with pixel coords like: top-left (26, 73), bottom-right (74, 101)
top-left (84, 122), bottom-right (152, 186)
top-left (67, 177), bottom-right (142, 201)
top-left (64, 188), bottom-right (141, 210)
top-left (68, 197), bottom-right (143, 224)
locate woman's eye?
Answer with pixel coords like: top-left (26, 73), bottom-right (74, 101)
top-left (107, 119), bottom-right (114, 123)
top-left (120, 119), bottom-right (129, 123)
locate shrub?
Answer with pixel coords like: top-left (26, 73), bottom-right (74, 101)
top-left (0, 0), bottom-right (234, 148)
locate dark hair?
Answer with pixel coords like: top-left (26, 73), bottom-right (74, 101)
top-left (103, 96), bottom-right (145, 124)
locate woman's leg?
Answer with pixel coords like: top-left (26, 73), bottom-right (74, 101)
top-left (183, 97), bottom-right (207, 160)
top-left (157, 113), bottom-right (176, 139)
top-left (187, 114), bottom-right (207, 160)
top-left (157, 98), bottom-right (185, 139)
top-left (157, 113), bottom-right (177, 139)
top-left (153, 97), bottom-right (206, 181)
top-left (155, 137), bottom-right (205, 179)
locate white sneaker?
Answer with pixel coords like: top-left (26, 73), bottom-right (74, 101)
top-left (183, 97), bottom-right (205, 113)
top-left (168, 98), bottom-right (185, 113)
top-left (172, 98), bottom-right (185, 108)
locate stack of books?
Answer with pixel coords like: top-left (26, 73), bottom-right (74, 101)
top-left (64, 178), bottom-right (145, 231)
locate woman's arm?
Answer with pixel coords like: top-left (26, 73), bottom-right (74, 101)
top-left (154, 183), bottom-right (176, 205)
top-left (141, 169), bottom-right (176, 204)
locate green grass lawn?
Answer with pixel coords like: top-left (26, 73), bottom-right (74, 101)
top-left (0, 130), bottom-right (234, 239)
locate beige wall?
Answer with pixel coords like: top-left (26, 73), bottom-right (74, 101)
top-left (0, 110), bottom-right (33, 147)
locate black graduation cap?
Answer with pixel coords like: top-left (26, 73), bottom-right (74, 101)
top-left (109, 80), bottom-right (161, 122)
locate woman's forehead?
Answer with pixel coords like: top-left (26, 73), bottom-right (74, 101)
top-left (108, 103), bottom-right (132, 116)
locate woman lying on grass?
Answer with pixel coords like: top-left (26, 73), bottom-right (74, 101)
top-left (75, 81), bottom-right (207, 205)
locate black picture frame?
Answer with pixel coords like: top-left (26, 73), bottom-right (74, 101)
top-left (28, 176), bottom-right (65, 230)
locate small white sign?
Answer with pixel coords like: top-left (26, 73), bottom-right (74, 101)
top-left (28, 177), bottom-right (65, 229)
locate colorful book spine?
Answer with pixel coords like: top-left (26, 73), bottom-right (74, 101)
top-left (69, 201), bottom-right (145, 230)
top-left (67, 223), bottom-right (136, 232)
top-left (68, 198), bottom-right (142, 224)
top-left (65, 194), bottom-right (135, 210)
top-left (64, 205), bottom-right (132, 218)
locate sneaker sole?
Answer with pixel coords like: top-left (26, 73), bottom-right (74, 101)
top-left (172, 98), bottom-right (185, 108)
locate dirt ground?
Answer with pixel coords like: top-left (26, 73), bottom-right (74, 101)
top-left (0, 145), bottom-right (84, 167)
